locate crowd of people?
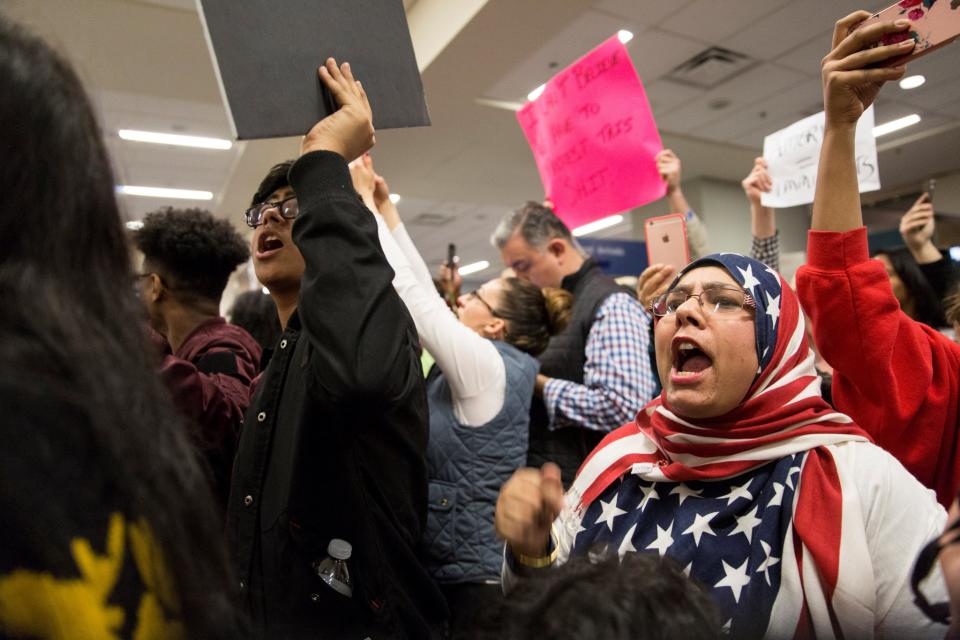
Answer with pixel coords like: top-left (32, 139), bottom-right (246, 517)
top-left (3, 7), bottom-right (960, 640)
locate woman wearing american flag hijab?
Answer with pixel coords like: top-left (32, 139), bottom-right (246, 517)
top-left (497, 244), bottom-right (949, 637)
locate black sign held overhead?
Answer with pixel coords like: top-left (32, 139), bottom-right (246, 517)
top-left (197, 0), bottom-right (431, 140)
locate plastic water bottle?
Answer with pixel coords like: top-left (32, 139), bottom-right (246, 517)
top-left (314, 538), bottom-right (352, 598)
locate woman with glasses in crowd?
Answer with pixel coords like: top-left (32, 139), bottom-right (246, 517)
top-left (0, 16), bottom-right (241, 639)
top-left (496, 246), bottom-right (948, 637)
top-left (348, 155), bottom-right (572, 637)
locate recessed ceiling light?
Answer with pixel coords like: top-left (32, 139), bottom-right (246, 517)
top-left (261, 286), bottom-right (270, 294)
top-left (618, 30), bottom-right (634, 44)
top-left (118, 129), bottom-right (233, 150)
top-left (899, 75), bottom-right (926, 90)
top-left (528, 84), bottom-right (546, 101)
top-left (873, 114), bottom-right (921, 138)
top-left (573, 215), bottom-right (624, 237)
top-left (389, 193), bottom-right (401, 204)
top-left (459, 260), bottom-right (491, 276)
top-left (125, 220), bottom-right (144, 230)
top-left (116, 185), bottom-right (214, 200)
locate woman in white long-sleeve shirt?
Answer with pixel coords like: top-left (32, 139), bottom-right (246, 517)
top-left (350, 157), bottom-right (572, 636)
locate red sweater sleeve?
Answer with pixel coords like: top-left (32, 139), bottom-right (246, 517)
top-left (796, 227), bottom-right (960, 506)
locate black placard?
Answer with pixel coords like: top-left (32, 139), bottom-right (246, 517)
top-left (197, 0), bottom-right (431, 140)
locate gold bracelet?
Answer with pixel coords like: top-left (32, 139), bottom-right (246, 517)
top-left (515, 532), bottom-right (559, 569)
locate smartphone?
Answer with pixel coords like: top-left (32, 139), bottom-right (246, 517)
top-left (645, 214), bottom-right (690, 271)
top-left (929, 178), bottom-right (937, 204)
top-left (446, 243), bottom-right (457, 269)
top-left (861, 1), bottom-right (960, 66)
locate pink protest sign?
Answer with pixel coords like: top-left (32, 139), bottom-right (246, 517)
top-left (517, 35), bottom-right (666, 229)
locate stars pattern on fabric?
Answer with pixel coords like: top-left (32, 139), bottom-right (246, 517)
top-left (637, 484), bottom-right (660, 512)
top-left (596, 494), bottom-right (627, 531)
top-left (645, 521), bottom-right (675, 556)
top-left (729, 506), bottom-right (762, 543)
top-left (719, 479), bottom-right (753, 506)
top-left (738, 264), bottom-right (762, 294)
top-left (572, 454), bottom-right (805, 640)
top-left (715, 559), bottom-right (751, 603)
top-left (756, 541), bottom-right (781, 586)
top-left (669, 484), bottom-right (702, 505)
top-left (682, 511), bottom-right (718, 546)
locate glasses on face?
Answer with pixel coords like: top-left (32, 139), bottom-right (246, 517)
top-left (650, 285), bottom-right (755, 317)
top-left (467, 289), bottom-right (500, 318)
top-left (245, 196), bottom-right (299, 228)
top-left (912, 514), bottom-right (960, 625)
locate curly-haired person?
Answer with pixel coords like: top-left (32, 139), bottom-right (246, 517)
top-left (133, 208), bottom-right (261, 514)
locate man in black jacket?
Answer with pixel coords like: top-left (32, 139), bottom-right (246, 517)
top-left (492, 203), bottom-right (657, 486)
top-left (227, 58), bottom-right (445, 639)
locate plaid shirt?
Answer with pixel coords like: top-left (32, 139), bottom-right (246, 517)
top-left (543, 292), bottom-right (656, 433)
top-left (751, 230), bottom-right (780, 272)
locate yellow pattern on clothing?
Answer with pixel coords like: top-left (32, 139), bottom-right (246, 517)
top-left (0, 513), bottom-right (183, 640)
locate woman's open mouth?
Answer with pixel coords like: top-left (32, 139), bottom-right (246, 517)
top-left (671, 338), bottom-right (713, 384)
top-left (256, 232), bottom-right (285, 259)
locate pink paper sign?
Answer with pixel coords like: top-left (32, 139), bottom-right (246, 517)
top-left (516, 35), bottom-right (666, 229)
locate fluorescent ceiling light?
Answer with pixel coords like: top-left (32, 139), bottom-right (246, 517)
top-left (117, 185), bottom-right (214, 200)
top-left (527, 84), bottom-right (546, 101)
top-left (458, 260), bottom-right (491, 276)
top-left (389, 193), bottom-right (401, 204)
top-left (617, 30), bottom-right (634, 44)
top-left (573, 215), bottom-right (624, 237)
top-left (899, 75), bottom-right (926, 90)
top-left (873, 114), bottom-right (921, 138)
top-left (125, 220), bottom-right (144, 230)
top-left (118, 129), bottom-right (232, 150)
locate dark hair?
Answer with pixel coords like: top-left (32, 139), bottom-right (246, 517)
top-left (874, 248), bottom-right (947, 328)
top-left (0, 17), bottom-right (240, 637)
top-left (495, 278), bottom-right (572, 356)
top-left (945, 287), bottom-right (960, 328)
top-left (491, 201), bottom-right (582, 253)
top-left (229, 290), bottom-right (282, 351)
top-left (133, 207), bottom-right (249, 304)
top-left (472, 552), bottom-right (722, 640)
top-left (251, 160), bottom-right (295, 206)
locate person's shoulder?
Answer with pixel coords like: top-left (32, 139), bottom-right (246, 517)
top-left (596, 291), bottom-right (647, 320)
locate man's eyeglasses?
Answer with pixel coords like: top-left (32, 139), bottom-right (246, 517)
top-left (245, 196), bottom-right (299, 228)
top-left (912, 516), bottom-right (960, 625)
top-left (467, 289), bottom-right (500, 318)
top-left (650, 285), bottom-right (755, 317)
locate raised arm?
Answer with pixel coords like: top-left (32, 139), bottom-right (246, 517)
top-left (812, 13), bottom-right (912, 232)
top-left (742, 157), bottom-right (779, 272)
top-left (292, 59), bottom-right (418, 400)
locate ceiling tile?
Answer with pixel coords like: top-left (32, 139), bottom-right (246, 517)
top-left (658, 0), bottom-right (792, 44)
top-left (655, 63), bottom-right (806, 134)
top-left (627, 29), bottom-right (713, 84)
top-left (483, 9), bottom-right (640, 102)
top-left (646, 80), bottom-right (707, 117)
top-left (592, 0), bottom-right (695, 28)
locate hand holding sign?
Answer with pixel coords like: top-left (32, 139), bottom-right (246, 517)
top-left (516, 35), bottom-right (666, 230)
top-left (302, 59), bottom-right (375, 162)
top-left (741, 158), bottom-right (772, 207)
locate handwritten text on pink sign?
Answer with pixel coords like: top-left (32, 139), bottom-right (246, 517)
top-left (516, 35), bottom-right (666, 229)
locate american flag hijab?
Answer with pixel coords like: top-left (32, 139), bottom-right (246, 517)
top-left (568, 253), bottom-right (874, 638)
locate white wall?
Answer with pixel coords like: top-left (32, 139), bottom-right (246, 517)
top-left (627, 177), bottom-right (810, 256)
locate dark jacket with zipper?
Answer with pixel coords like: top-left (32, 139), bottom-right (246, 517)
top-left (528, 258), bottom-right (635, 486)
top-left (227, 151), bottom-right (446, 639)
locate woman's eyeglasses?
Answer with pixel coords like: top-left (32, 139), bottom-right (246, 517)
top-left (650, 285), bottom-right (755, 317)
top-left (467, 289), bottom-right (500, 318)
top-left (245, 196), bottom-right (299, 228)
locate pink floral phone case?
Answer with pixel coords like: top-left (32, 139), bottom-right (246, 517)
top-left (862, 0), bottom-right (960, 65)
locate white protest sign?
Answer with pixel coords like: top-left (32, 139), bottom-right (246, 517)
top-left (761, 106), bottom-right (879, 208)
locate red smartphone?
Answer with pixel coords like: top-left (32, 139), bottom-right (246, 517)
top-left (860, 1), bottom-right (960, 66)
top-left (645, 213), bottom-right (690, 271)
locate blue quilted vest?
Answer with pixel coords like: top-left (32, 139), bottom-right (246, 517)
top-left (421, 340), bottom-right (538, 583)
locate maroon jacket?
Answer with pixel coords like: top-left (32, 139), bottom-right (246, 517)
top-left (156, 317), bottom-right (261, 510)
